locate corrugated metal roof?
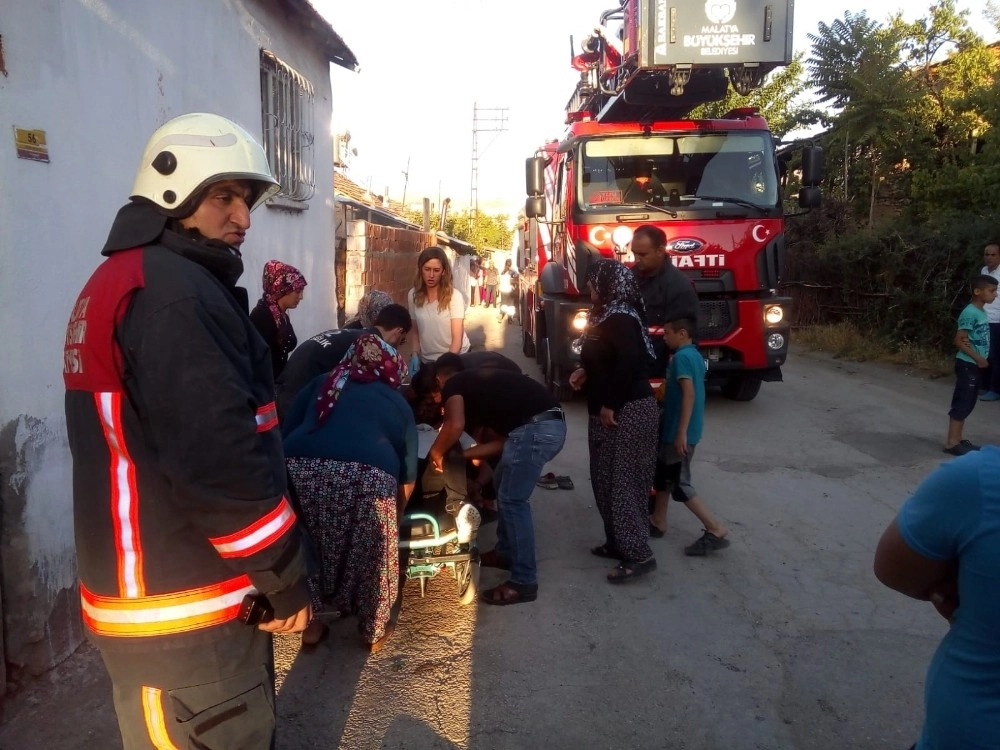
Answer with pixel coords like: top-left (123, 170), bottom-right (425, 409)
top-left (334, 172), bottom-right (477, 253)
top-left (335, 196), bottom-right (422, 230)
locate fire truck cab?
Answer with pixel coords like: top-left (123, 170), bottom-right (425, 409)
top-left (521, 0), bottom-right (822, 401)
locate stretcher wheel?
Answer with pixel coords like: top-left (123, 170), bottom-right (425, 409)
top-left (457, 556), bottom-right (481, 605)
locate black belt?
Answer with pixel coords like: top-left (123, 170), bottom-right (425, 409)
top-left (529, 407), bottom-right (565, 424)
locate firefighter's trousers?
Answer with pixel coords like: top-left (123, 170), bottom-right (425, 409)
top-left (98, 626), bottom-right (275, 749)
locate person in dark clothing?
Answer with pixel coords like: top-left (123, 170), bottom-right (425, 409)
top-left (631, 224), bottom-right (699, 371)
top-left (62, 113), bottom-right (310, 749)
top-left (428, 358), bottom-right (566, 605)
top-left (283, 333), bottom-right (417, 653)
top-left (345, 289), bottom-right (395, 330)
top-left (275, 304), bottom-right (412, 420)
top-left (459, 350), bottom-right (522, 373)
top-left (250, 259), bottom-right (307, 379)
top-left (401, 351), bottom-right (512, 516)
top-left (630, 224), bottom-right (700, 536)
top-left (406, 351), bottom-right (523, 428)
top-left (569, 258), bottom-right (658, 583)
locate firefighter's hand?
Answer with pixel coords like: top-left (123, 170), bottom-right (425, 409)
top-left (599, 406), bottom-right (617, 428)
top-left (569, 368), bottom-right (587, 391)
top-left (259, 605), bottom-right (311, 634)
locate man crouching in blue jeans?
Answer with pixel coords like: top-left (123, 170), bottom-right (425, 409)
top-left (427, 354), bottom-right (566, 605)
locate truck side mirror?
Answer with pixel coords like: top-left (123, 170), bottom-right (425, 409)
top-left (801, 146), bottom-right (823, 187)
top-left (526, 157), bottom-right (546, 197)
top-left (798, 186), bottom-right (821, 209)
top-left (526, 196), bottom-right (547, 218)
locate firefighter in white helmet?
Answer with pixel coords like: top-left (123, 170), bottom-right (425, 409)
top-left (64, 113), bottom-right (310, 748)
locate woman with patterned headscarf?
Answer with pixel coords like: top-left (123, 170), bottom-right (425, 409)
top-left (345, 289), bottom-right (394, 330)
top-left (282, 333), bottom-right (417, 652)
top-left (250, 259), bottom-right (307, 379)
top-left (568, 258), bottom-right (659, 583)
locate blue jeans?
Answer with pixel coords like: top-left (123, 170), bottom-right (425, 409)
top-left (493, 417), bottom-right (567, 587)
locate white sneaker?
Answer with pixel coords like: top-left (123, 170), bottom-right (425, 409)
top-left (456, 503), bottom-right (482, 544)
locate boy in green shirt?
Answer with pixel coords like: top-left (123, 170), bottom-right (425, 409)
top-left (944, 275), bottom-right (998, 456)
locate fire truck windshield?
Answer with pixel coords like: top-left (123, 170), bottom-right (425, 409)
top-left (578, 133), bottom-right (779, 213)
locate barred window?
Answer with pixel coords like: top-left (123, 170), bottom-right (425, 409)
top-left (259, 50), bottom-right (316, 203)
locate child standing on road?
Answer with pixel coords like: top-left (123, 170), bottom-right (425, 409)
top-left (944, 274), bottom-right (998, 456)
top-left (651, 318), bottom-right (730, 556)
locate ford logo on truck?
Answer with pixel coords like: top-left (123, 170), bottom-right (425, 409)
top-left (668, 238), bottom-right (704, 253)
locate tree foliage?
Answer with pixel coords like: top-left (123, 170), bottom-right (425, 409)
top-left (690, 56), bottom-right (823, 137)
top-left (444, 210), bottom-right (514, 253)
top-left (400, 206), bottom-right (513, 254)
top-left (787, 1), bottom-right (1000, 353)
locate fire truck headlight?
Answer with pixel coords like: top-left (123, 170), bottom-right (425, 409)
top-left (612, 225), bottom-right (634, 248)
top-left (767, 332), bottom-right (786, 350)
top-left (764, 305), bottom-right (784, 325)
top-left (572, 311), bottom-right (589, 331)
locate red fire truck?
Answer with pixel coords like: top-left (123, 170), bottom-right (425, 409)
top-left (519, 0), bottom-right (822, 401)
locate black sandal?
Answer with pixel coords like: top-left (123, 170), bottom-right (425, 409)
top-left (480, 581), bottom-right (538, 606)
top-left (607, 557), bottom-right (657, 583)
top-left (590, 543), bottom-right (622, 560)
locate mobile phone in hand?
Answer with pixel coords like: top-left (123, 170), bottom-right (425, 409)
top-left (238, 593), bottom-right (274, 626)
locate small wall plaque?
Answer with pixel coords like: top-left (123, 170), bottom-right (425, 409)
top-left (14, 127), bottom-right (49, 163)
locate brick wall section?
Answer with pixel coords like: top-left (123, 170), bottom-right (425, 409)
top-left (342, 221), bottom-right (445, 318)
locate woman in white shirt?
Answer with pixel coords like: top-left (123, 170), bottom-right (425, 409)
top-left (408, 246), bottom-right (471, 364)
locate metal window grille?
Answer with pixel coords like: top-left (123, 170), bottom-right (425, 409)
top-left (260, 50), bottom-right (316, 202)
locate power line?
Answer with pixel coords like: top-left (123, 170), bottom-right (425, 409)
top-left (470, 103), bottom-right (508, 225)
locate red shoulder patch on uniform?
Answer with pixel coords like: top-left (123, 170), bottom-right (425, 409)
top-left (64, 249), bottom-right (145, 393)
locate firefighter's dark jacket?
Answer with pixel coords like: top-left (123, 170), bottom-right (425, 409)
top-left (64, 200), bottom-right (309, 649)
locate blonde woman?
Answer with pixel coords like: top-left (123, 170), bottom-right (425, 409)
top-left (407, 246), bottom-right (471, 364)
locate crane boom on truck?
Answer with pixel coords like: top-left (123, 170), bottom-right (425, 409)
top-left (519, 0), bottom-right (822, 402)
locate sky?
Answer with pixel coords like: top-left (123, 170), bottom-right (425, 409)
top-left (314, 0), bottom-right (997, 220)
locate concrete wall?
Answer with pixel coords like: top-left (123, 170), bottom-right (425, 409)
top-left (0, 0), bottom-right (339, 688)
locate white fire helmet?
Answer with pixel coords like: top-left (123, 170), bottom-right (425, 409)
top-left (130, 113), bottom-right (280, 217)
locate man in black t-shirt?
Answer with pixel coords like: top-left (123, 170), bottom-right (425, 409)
top-left (275, 304), bottom-right (412, 420)
top-left (460, 350), bottom-right (522, 374)
top-left (428, 355), bottom-right (566, 606)
top-left (631, 225), bottom-right (699, 374)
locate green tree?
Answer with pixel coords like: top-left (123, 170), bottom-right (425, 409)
top-left (400, 206), bottom-right (515, 253)
top-left (689, 56), bottom-right (823, 137)
top-left (446, 210), bottom-right (513, 252)
top-left (808, 12), bottom-right (918, 227)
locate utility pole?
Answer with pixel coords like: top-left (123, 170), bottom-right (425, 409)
top-left (470, 103), bottom-right (509, 236)
top-left (401, 155), bottom-right (411, 211)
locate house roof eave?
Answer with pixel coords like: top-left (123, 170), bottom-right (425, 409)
top-left (280, 0), bottom-right (360, 71)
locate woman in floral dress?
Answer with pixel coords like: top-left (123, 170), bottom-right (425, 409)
top-left (283, 333), bottom-right (418, 652)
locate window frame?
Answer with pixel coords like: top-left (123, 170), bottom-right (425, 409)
top-left (259, 49), bottom-right (316, 206)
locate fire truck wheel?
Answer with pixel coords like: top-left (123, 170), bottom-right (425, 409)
top-left (721, 374), bottom-right (762, 402)
top-left (550, 374), bottom-right (574, 403)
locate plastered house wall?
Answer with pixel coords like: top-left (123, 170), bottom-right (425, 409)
top-left (0, 0), bottom-right (343, 688)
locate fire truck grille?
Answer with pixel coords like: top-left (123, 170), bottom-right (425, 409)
top-left (698, 301), bottom-right (735, 340)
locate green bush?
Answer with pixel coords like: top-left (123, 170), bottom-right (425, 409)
top-left (784, 204), bottom-right (995, 353)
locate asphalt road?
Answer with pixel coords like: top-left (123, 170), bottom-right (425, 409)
top-left (1, 306), bottom-right (985, 750)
